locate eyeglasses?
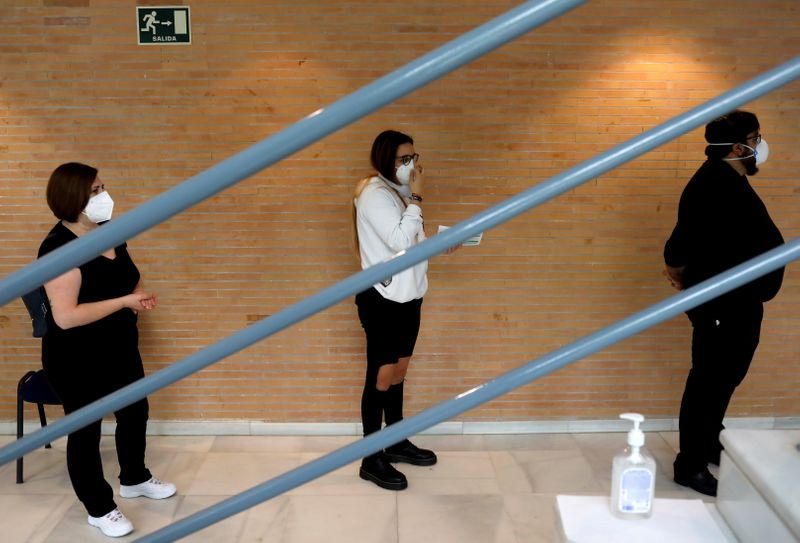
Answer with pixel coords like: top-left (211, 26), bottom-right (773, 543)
top-left (747, 134), bottom-right (762, 145)
top-left (395, 153), bottom-right (419, 166)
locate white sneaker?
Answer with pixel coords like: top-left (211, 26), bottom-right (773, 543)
top-left (120, 477), bottom-right (176, 500)
top-left (88, 508), bottom-right (134, 538)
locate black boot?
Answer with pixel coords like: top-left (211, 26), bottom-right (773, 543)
top-left (385, 439), bottom-right (437, 466)
top-left (360, 452), bottom-right (408, 491)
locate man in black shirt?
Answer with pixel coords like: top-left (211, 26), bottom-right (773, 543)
top-left (664, 110), bottom-right (784, 496)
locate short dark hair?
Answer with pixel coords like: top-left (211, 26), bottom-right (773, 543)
top-left (704, 110), bottom-right (760, 159)
top-left (370, 130), bottom-right (414, 182)
top-left (46, 162), bottom-right (98, 222)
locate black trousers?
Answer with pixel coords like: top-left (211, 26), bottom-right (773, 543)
top-left (44, 354), bottom-right (151, 518)
top-left (674, 304), bottom-right (763, 476)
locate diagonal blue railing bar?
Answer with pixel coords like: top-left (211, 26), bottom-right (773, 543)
top-left (1, 56), bottom-right (798, 469)
top-left (0, 0), bottom-right (587, 309)
top-left (136, 241), bottom-right (800, 542)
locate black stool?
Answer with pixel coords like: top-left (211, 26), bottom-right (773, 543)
top-left (16, 370), bottom-right (61, 484)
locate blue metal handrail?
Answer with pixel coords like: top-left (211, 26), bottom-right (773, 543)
top-left (2, 54), bottom-right (797, 470)
top-left (137, 240), bottom-right (799, 542)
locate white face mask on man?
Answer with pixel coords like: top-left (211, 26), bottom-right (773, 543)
top-left (753, 139), bottom-right (769, 165)
top-left (710, 139), bottom-right (769, 165)
top-left (82, 191), bottom-right (114, 223)
top-left (395, 159), bottom-right (415, 185)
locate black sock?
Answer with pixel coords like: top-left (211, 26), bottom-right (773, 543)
top-left (361, 368), bottom-right (387, 436)
top-left (384, 380), bottom-right (404, 427)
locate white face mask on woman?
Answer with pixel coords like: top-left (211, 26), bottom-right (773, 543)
top-left (82, 191), bottom-right (114, 223)
top-left (395, 159), bottom-right (415, 185)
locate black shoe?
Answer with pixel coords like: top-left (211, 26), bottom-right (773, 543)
top-left (674, 468), bottom-right (718, 497)
top-left (359, 453), bottom-right (408, 491)
top-left (384, 439), bottom-right (437, 466)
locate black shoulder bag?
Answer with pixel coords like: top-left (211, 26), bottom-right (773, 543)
top-left (21, 286), bottom-right (49, 338)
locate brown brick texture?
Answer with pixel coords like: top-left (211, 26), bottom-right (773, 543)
top-left (1, 0), bottom-right (798, 424)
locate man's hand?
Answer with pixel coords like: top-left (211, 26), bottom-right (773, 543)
top-left (663, 265), bottom-right (685, 290)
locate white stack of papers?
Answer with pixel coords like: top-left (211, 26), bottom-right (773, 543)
top-left (437, 225), bottom-right (483, 246)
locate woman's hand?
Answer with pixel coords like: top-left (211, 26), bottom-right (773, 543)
top-left (130, 280), bottom-right (157, 313)
top-left (409, 161), bottom-right (424, 198)
top-left (123, 292), bottom-right (158, 313)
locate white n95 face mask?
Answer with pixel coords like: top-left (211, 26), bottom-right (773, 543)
top-left (754, 139), bottom-right (769, 165)
top-left (395, 160), bottom-right (414, 185)
top-left (83, 191), bottom-right (114, 223)
top-left (710, 139), bottom-right (769, 165)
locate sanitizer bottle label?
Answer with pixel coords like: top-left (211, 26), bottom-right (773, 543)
top-left (618, 468), bottom-right (652, 513)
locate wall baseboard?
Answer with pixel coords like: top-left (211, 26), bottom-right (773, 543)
top-left (3, 416), bottom-right (798, 437)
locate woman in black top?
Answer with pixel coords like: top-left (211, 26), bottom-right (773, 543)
top-left (38, 163), bottom-right (175, 538)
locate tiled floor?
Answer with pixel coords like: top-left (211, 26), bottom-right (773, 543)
top-left (0, 432), bottom-right (719, 542)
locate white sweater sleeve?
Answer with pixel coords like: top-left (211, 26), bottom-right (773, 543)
top-left (358, 185), bottom-right (423, 253)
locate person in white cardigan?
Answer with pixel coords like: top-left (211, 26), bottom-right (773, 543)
top-left (352, 130), bottom-right (454, 490)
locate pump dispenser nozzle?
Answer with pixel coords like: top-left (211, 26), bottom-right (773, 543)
top-left (620, 413), bottom-right (645, 447)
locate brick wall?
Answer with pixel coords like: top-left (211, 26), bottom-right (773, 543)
top-left (1, 0), bottom-right (798, 424)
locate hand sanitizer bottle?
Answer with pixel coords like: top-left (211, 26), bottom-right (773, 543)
top-left (610, 413), bottom-right (656, 519)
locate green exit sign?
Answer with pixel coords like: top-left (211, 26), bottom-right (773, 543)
top-left (137, 6), bottom-right (191, 45)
